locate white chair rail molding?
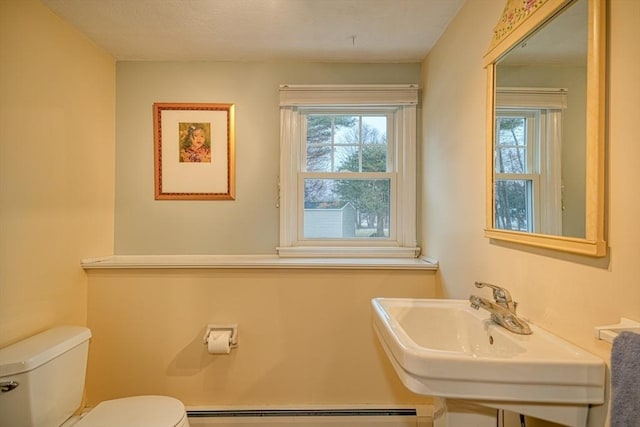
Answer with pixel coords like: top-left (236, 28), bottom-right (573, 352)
top-left (80, 254), bottom-right (438, 270)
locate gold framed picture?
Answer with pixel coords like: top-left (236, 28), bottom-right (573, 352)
top-left (153, 102), bottom-right (235, 200)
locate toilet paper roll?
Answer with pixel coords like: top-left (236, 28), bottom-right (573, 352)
top-left (207, 331), bottom-right (232, 354)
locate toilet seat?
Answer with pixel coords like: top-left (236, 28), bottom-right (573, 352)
top-left (74, 395), bottom-right (189, 427)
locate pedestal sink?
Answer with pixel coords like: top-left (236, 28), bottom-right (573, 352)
top-left (371, 298), bottom-right (605, 427)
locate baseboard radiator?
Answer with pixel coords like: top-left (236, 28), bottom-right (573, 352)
top-left (187, 407), bottom-right (432, 427)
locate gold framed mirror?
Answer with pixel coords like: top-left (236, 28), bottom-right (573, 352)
top-left (483, 0), bottom-right (606, 256)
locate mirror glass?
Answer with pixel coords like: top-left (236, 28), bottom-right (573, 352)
top-left (494, 0), bottom-right (587, 238)
top-left (484, 0), bottom-right (606, 256)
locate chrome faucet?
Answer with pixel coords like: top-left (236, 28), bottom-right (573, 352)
top-left (469, 282), bottom-right (532, 335)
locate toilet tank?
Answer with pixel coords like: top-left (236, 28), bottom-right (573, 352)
top-left (0, 326), bottom-right (92, 427)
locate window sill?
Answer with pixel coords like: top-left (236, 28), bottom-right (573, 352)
top-left (276, 246), bottom-right (421, 258)
top-left (80, 255), bottom-right (438, 270)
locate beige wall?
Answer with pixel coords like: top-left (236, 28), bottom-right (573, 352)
top-left (102, 58), bottom-right (431, 410)
top-left (422, 0), bottom-right (640, 425)
top-left (85, 268), bottom-right (436, 407)
top-left (115, 61), bottom-right (421, 254)
top-left (0, 0), bottom-right (115, 346)
top-left (101, 44), bottom-right (429, 408)
top-left (1, 0), bottom-right (432, 412)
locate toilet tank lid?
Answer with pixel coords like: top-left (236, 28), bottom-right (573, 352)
top-left (0, 326), bottom-right (91, 377)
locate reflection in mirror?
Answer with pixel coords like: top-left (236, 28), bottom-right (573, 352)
top-left (494, 0), bottom-right (587, 238)
top-left (484, 0), bottom-right (606, 256)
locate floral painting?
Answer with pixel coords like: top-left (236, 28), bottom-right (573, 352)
top-left (490, 0), bottom-right (549, 47)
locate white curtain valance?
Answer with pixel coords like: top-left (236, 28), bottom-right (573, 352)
top-left (497, 87), bottom-right (568, 109)
top-left (279, 84), bottom-right (419, 106)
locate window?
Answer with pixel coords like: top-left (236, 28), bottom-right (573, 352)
top-left (494, 88), bottom-right (566, 235)
top-left (278, 85), bottom-right (419, 258)
top-left (495, 110), bottom-right (539, 232)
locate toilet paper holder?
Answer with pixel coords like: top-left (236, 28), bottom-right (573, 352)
top-left (203, 324), bottom-right (238, 347)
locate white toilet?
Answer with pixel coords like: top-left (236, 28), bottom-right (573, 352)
top-left (0, 326), bottom-right (190, 427)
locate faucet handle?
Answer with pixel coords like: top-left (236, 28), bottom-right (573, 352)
top-left (474, 281), bottom-right (513, 304)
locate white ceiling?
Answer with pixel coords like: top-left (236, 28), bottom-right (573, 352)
top-left (40, 0), bottom-right (465, 62)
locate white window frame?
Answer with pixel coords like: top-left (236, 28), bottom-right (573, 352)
top-left (495, 109), bottom-right (540, 232)
top-left (278, 84), bottom-right (419, 258)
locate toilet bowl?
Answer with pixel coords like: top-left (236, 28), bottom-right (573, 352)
top-left (61, 395), bottom-right (190, 427)
top-left (0, 326), bottom-right (190, 427)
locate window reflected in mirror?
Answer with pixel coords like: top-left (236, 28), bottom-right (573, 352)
top-left (494, 90), bottom-right (566, 236)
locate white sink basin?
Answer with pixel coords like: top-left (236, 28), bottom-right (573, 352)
top-left (372, 298), bottom-right (605, 425)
